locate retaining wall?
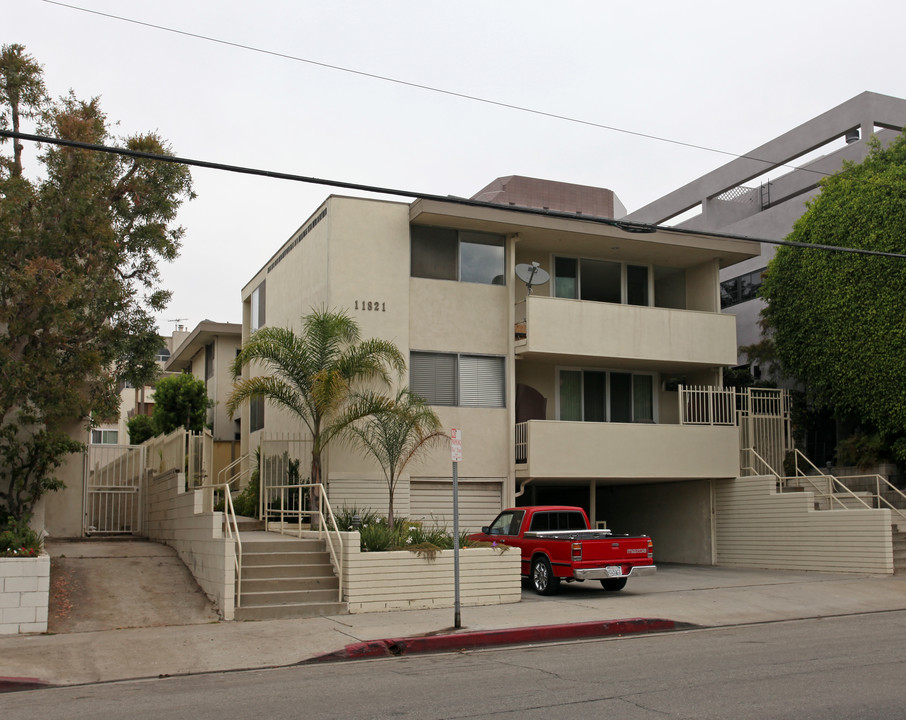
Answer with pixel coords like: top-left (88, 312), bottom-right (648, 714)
top-left (0, 555), bottom-right (50, 634)
top-left (715, 475), bottom-right (894, 574)
top-left (340, 535), bottom-right (521, 613)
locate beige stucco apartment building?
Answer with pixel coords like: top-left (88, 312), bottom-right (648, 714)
top-left (238, 179), bottom-right (767, 564)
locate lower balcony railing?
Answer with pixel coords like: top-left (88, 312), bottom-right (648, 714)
top-left (514, 420), bottom-right (741, 480)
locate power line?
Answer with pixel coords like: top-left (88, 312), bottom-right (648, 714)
top-left (42, 0), bottom-right (840, 181)
top-left (4, 128), bottom-right (905, 260)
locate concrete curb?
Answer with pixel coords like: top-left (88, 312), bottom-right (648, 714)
top-left (310, 617), bottom-right (683, 662)
top-left (0, 676), bottom-right (51, 693)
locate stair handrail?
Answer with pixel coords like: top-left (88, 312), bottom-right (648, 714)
top-left (217, 453), bottom-right (252, 489)
top-left (317, 487), bottom-right (344, 603)
top-left (832, 473), bottom-right (906, 525)
top-left (222, 482), bottom-right (243, 609)
top-left (192, 478), bottom-right (244, 610)
top-left (263, 481), bottom-right (344, 603)
top-left (789, 449), bottom-right (873, 511)
top-left (741, 447), bottom-right (781, 482)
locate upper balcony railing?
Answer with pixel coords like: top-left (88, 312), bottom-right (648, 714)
top-left (515, 295), bottom-right (738, 368)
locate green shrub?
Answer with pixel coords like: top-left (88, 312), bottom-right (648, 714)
top-left (359, 519), bottom-right (395, 552)
top-left (331, 505), bottom-right (380, 532)
top-left (0, 516), bottom-right (41, 557)
top-left (126, 414), bottom-right (155, 445)
top-left (836, 431), bottom-right (890, 469)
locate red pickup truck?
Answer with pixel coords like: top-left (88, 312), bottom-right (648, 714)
top-left (472, 505), bottom-right (655, 595)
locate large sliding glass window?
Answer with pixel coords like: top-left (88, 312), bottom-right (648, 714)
top-left (558, 369), bottom-right (655, 423)
top-left (553, 256), bottom-right (650, 306)
top-left (411, 226), bottom-right (505, 285)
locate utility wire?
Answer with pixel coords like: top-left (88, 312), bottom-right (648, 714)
top-left (4, 128), bottom-right (905, 260)
top-left (42, 0), bottom-right (846, 181)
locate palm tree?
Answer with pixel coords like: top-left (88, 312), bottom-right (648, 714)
top-left (345, 388), bottom-right (447, 529)
top-left (227, 308), bottom-right (406, 523)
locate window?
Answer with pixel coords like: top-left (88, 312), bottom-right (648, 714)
top-left (155, 347), bottom-right (171, 363)
top-left (249, 396), bottom-right (265, 432)
top-left (553, 256), bottom-right (650, 306)
top-left (558, 369), bottom-right (655, 423)
top-left (410, 352), bottom-right (505, 407)
top-left (91, 429), bottom-right (119, 445)
top-left (204, 342), bottom-right (215, 380)
top-left (720, 270), bottom-right (763, 309)
top-left (250, 281), bottom-right (266, 331)
top-left (486, 510), bottom-right (525, 536)
top-left (528, 511), bottom-right (587, 532)
top-left (411, 226), bottom-right (505, 285)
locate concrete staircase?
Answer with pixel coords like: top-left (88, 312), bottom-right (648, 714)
top-left (234, 532), bottom-right (346, 621)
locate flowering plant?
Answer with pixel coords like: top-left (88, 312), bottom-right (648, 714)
top-left (0, 516), bottom-right (42, 558)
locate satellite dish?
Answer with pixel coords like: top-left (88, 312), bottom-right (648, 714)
top-left (515, 262), bottom-right (550, 295)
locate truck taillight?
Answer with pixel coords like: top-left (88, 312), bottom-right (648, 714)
top-left (647, 539), bottom-right (653, 559)
top-left (571, 542), bottom-right (582, 562)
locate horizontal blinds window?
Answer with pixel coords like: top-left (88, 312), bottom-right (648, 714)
top-left (459, 355), bottom-right (505, 408)
top-left (410, 352), bottom-right (457, 406)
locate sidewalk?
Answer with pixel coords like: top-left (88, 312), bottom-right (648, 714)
top-left (2, 542), bottom-right (906, 689)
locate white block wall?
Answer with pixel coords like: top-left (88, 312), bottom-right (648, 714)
top-left (144, 470), bottom-right (237, 619)
top-left (341, 538), bottom-right (521, 613)
top-left (0, 555), bottom-right (50, 634)
top-left (715, 475), bottom-right (894, 574)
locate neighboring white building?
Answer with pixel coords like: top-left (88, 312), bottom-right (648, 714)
top-left (164, 320), bottom-right (243, 476)
top-left (622, 91), bottom-right (906, 367)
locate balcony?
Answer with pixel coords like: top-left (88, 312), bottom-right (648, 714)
top-left (515, 295), bottom-right (738, 369)
top-left (514, 419), bottom-right (740, 482)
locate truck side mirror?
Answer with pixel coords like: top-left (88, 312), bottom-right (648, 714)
top-left (481, 526), bottom-right (490, 534)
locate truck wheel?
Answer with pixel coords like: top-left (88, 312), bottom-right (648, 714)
top-left (531, 556), bottom-right (560, 595)
top-left (600, 578), bottom-right (627, 591)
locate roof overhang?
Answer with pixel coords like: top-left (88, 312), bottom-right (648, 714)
top-left (410, 198), bottom-right (760, 269)
top-left (165, 321), bottom-right (242, 372)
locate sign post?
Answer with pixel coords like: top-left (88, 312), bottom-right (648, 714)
top-left (450, 428), bottom-right (462, 629)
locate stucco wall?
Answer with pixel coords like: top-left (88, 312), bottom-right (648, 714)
top-left (598, 480), bottom-right (713, 565)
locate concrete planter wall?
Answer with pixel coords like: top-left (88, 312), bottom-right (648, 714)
top-left (340, 533), bottom-right (522, 613)
top-left (0, 554), bottom-right (50, 635)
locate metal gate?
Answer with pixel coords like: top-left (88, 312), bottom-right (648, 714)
top-left (738, 388), bottom-right (792, 475)
top-left (83, 443), bottom-right (146, 536)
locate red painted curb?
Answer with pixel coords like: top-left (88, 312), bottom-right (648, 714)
top-left (0, 676), bottom-right (50, 693)
top-left (311, 617), bottom-right (677, 663)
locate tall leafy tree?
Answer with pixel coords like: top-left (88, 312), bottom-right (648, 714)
top-left (759, 132), bottom-right (906, 462)
top-left (0, 44), bottom-right (194, 523)
top-left (150, 373), bottom-right (212, 435)
top-left (227, 308), bottom-right (406, 523)
top-left (345, 388), bottom-right (446, 529)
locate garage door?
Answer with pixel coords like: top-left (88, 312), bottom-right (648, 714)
top-left (410, 479), bottom-right (503, 533)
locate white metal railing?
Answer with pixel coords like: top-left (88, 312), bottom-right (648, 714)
top-left (265, 482), bottom-right (344, 602)
top-left (217, 453), bottom-right (253, 489)
top-left (193, 479), bottom-right (244, 608)
top-left (679, 384), bottom-right (736, 425)
top-left (785, 450), bottom-right (906, 523)
top-left (222, 484), bottom-right (243, 608)
top-left (143, 428), bottom-right (213, 486)
top-left (740, 447), bottom-right (781, 482)
top-left (836, 473), bottom-right (906, 521)
top-left (515, 422), bottom-right (527, 463)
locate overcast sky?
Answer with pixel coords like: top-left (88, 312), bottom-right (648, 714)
top-left (8, 0), bottom-right (906, 334)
